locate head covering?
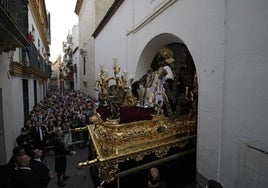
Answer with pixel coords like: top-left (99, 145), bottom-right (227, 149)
top-left (21, 127), bottom-right (28, 135)
top-left (207, 180), bottom-right (223, 188)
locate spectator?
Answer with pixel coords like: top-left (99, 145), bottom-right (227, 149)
top-left (11, 153), bottom-right (41, 188)
top-left (7, 146), bottom-right (26, 179)
top-left (16, 127), bottom-right (33, 154)
top-left (78, 113), bottom-right (89, 146)
top-left (146, 167), bottom-right (167, 188)
top-left (53, 130), bottom-right (76, 187)
top-left (29, 148), bottom-right (53, 188)
top-left (30, 121), bottom-right (49, 159)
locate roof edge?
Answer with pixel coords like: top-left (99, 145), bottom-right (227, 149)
top-left (92, 0), bottom-right (124, 38)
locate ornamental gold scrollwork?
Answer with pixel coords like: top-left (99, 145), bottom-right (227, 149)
top-left (77, 113), bottom-right (196, 182)
top-left (98, 162), bottom-right (119, 183)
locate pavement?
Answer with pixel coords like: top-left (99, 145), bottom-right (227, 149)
top-left (45, 145), bottom-right (197, 188)
top-left (45, 145), bottom-right (96, 188)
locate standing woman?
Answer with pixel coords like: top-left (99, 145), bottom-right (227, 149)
top-left (53, 130), bottom-right (75, 186)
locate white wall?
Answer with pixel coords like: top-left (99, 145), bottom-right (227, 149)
top-left (0, 54), bottom-right (13, 162)
top-left (220, 1), bottom-right (268, 187)
top-left (0, 54), bottom-right (24, 161)
top-left (94, 0), bottom-right (268, 187)
top-left (95, 1), bottom-right (132, 78)
top-left (72, 24), bottom-right (80, 91)
top-left (28, 10), bottom-right (48, 57)
top-left (78, 0), bottom-right (96, 96)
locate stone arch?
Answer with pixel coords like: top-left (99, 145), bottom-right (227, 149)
top-left (135, 33), bottom-right (198, 117)
top-left (135, 33), bottom-right (184, 79)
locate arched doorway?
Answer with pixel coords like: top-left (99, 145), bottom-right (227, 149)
top-left (129, 34), bottom-right (198, 187)
top-left (135, 33), bottom-right (198, 119)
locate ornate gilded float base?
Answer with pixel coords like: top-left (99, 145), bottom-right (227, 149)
top-left (77, 112), bottom-right (196, 182)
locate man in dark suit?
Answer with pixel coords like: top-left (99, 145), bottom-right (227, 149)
top-left (30, 148), bottom-right (53, 188)
top-left (30, 121), bottom-right (49, 158)
top-left (5, 146), bottom-right (26, 188)
top-left (54, 130), bottom-right (76, 186)
top-left (11, 153), bottom-right (41, 188)
top-left (7, 146), bottom-right (26, 179)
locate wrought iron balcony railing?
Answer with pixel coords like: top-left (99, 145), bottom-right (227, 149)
top-left (24, 42), bottom-right (51, 77)
top-left (0, 0), bottom-right (29, 52)
top-left (11, 42), bottom-right (51, 79)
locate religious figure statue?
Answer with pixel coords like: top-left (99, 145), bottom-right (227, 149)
top-left (106, 86), bottom-right (120, 120)
top-left (94, 65), bottom-right (113, 105)
top-left (157, 47), bottom-right (181, 117)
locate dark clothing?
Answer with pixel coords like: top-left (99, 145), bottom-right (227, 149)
top-left (30, 159), bottom-right (51, 188)
top-left (53, 136), bottom-right (72, 185)
top-left (78, 118), bottom-right (88, 127)
top-left (7, 155), bottom-right (18, 178)
top-left (55, 155), bottom-right (67, 173)
top-left (53, 138), bottom-right (70, 173)
top-left (146, 181), bottom-right (167, 188)
top-left (30, 126), bottom-right (48, 152)
top-left (131, 81), bottom-right (140, 98)
top-left (16, 134), bottom-right (33, 153)
top-left (11, 168), bottom-right (41, 188)
top-left (0, 164), bottom-right (10, 188)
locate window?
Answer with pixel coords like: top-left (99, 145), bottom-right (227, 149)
top-left (83, 57), bottom-right (86, 75)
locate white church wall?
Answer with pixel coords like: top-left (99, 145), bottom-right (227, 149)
top-left (78, 0), bottom-right (96, 96)
top-left (95, 1), bottom-right (132, 79)
top-left (220, 1), bottom-right (268, 187)
top-left (72, 25), bottom-right (80, 91)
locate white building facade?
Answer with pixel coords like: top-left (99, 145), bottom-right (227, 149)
top-left (92, 0), bottom-right (268, 187)
top-left (0, 0), bottom-right (51, 163)
top-left (75, 0), bottom-right (115, 97)
top-left (71, 25), bottom-right (80, 91)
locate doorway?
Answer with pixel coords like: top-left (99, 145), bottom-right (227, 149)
top-left (0, 88), bottom-right (7, 164)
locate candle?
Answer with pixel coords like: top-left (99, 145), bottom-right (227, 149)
top-left (100, 64), bottom-right (104, 71)
top-left (185, 86), bottom-right (189, 96)
top-left (123, 70), bottom-right (127, 80)
top-left (113, 57), bottom-right (117, 67)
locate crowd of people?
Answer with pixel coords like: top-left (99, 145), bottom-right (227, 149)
top-left (5, 89), bottom-right (95, 187)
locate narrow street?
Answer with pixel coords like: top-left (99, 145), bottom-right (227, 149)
top-left (45, 144), bottom-right (197, 188)
top-left (46, 145), bottom-right (95, 188)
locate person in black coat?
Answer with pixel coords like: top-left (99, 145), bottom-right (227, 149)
top-left (7, 146), bottom-right (26, 179)
top-left (11, 153), bottom-right (41, 188)
top-left (53, 130), bottom-right (76, 186)
top-left (30, 121), bottom-right (49, 158)
top-left (16, 127), bottom-right (33, 154)
top-left (30, 148), bottom-right (53, 188)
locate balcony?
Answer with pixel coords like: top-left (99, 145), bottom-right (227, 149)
top-left (10, 42), bottom-right (51, 79)
top-left (0, 0), bottom-right (29, 52)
